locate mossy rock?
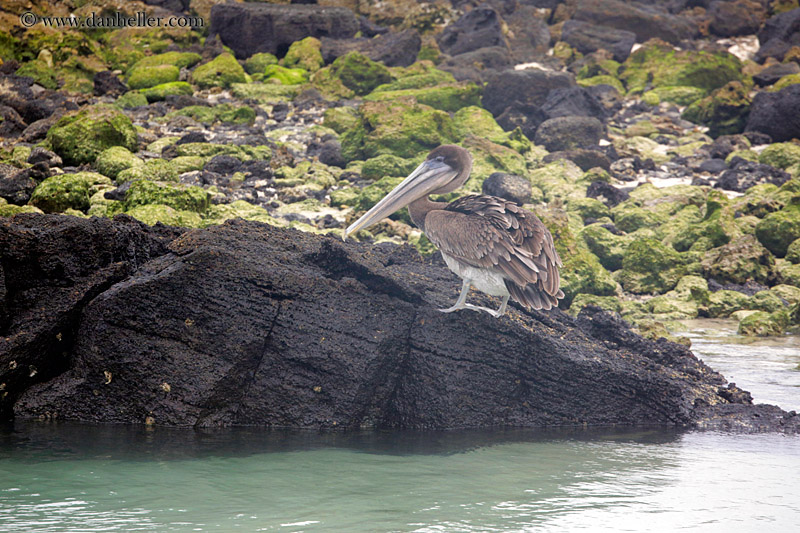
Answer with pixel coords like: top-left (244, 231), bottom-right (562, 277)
top-left (613, 136), bottom-right (669, 163)
top-left (749, 290), bottom-right (786, 313)
top-left (612, 206), bottom-right (669, 233)
top-left (737, 310), bottom-right (790, 336)
top-left (330, 52), bottom-right (392, 96)
top-left (364, 83), bottom-right (482, 113)
top-left (373, 69), bottom-right (455, 91)
top-left (704, 289), bottom-right (751, 318)
top-left (0, 204), bottom-right (44, 216)
top-left (646, 294), bottom-right (699, 318)
top-left (353, 175), bottom-right (406, 219)
top-left (230, 82), bottom-right (299, 103)
top-left (535, 206), bottom-right (617, 306)
top-left (117, 159), bottom-right (180, 183)
top-left (641, 86), bottom-right (706, 106)
top-left (361, 154), bottom-right (421, 180)
top-left (127, 64), bottom-right (180, 90)
top-left (129, 51), bottom-right (201, 72)
top-left (616, 237), bottom-right (700, 294)
top-left (726, 149), bottom-right (759, 164)
top-left (310, 66), bottom-right (356, 99)
top-left (771, 284), bottom-right (800, 304)
top-left (669, 190), bottom-right (741, 251)
top-left (16, 59), bottom-right (58, 90)
top-left (459, 136), bottom-right (528, 192)
top-left (341, 98), bottom-right (458, 162)
top-left (191, 53), bottom-right (246, 89)
top-left (567, 197), bottom-right (610, 221)
top-left (202, 200), bottom-right (281, 227)
top-left (140, 81), bottom-right (193, 102)
top-left (263, 64), bottom-right (308, 85)
top-left (170, 104), bottom-right (256, 125)
top-left (579, 223), bottom-right (631, 271)
top-left (282, 37), bottom-right (323, 72)
top-left (122, 180), bottom-right (210, 213)
top-left (452, 106), bottom-right (531, 153)
top-left (170, 156), bottom-right (205, 174)
top-left (527, 160), bottom-right (585, 202)
top-left (634, 320), bottom-right (691, 347)
top-left (681, 81), bottom-right (751, 138)
top-left (125, 204), bottom-right (202, 227)
top-left (244, 53), bottom-right (278, 74)
top-left (777, 260), bottom-right (800, 286)
top-left (95, 146), bottom-right (143, 180)
top-left (759, 143), bottom-right (800, 170)
top-left (577, 75), bottom-right (624, 94)
top-left (29, 172), bottom-right (112, 213)
top-left (329, 187), bottom-right (360, 208)
top-left (47, 104), bottom-right (137, 165)
top-left (786, 238), bottom-right (800, 264)
top-left (322, 106), bottom-right (360, 134)
top-left (620, 39), bottom-right (745, 95)
top-left (567, 294), bottom-right (622, 316)
top-left (771, 73), bottom-right (800, 91)
top-left (173, 143), bottom-right (271, 162)
top-left (755, 204), bottom-right (800, 257)
top-left (701, 234), bottom-right (775, 284)
top-left (115, 91), bottom-right (149, 109)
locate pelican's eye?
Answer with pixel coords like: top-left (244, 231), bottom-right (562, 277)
top-left (433, 155), bottom-right (445, 163)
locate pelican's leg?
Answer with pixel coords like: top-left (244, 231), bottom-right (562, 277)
top-left (439, 278), bottom-right (471, 313)
top-left (463, 294), bottom-right (509, 318)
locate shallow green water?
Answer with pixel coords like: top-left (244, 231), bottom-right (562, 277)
top-left (1, 321), bottom-right (798, 532)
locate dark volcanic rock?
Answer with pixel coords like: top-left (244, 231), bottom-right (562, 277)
top-left (482, 172), bottom-right (532, 204)
top-left (717, 158), bottom-right (791, 192)
top-left (93, 71), bottom-right (128, 97)
top-left (320, 29), bottom-right (421, 67)
top-left (755, 8), bottom-right (800, 63)
top-left (436, 5), bottom-right (506, 57)
top-left (587, 180), bottom-right (629, 207)
top-left (561, 20), bottom-right (636, 62)
top-left (0, 166), bottom-right (36, 205)
top-left (204, 155), bottom-right (243, 175)
top-left (2, 216), bottom-right (797, 432)
top-left (482, 69), bottom-right (575, 137)
top-left (572, 0), bottom-right (698, 44)
top-left (745, 84), bottom-right (800, 142)
top-left (753, 62), bottom-right (800, 87)
top-left (0, 215), bottom-right (183, 421)
top-left (208, 3), bottom-right (359, 59)
top-left (438, 46), bottom-right (513, 82)
top-left (502, 5), bottom-right (551, 63)
top-left (535, 116), bottom-right (603, 151)
top-left (708, 0), bottom-right (764, 37)
top-left (540, 86), bottom-right (607, 121)
top-left (544, 149), bottom-right (611, 171)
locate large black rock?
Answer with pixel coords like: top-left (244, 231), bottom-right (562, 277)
top-left (320, 29), bottom-right (421, 67)
top-left (2, 214), bottom-right (797, 432)
top-left (437, 5), bottom-right (506, 57)
top-left (755, 7), bottom-right (800, 63)
top-left (561, 20), bottom-right (636, 62)
top-left (572, 0), bottom-right (698, 44)
top-left (745, 84), bottom-right (800, 142)
top-left (207, 3), bottom-right (359, 58)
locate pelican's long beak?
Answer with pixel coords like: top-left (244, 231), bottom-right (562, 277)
top-left (343, 159), bottom-right (457, 240)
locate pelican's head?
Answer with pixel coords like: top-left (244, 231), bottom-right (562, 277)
top-left (343, 145), bottom-right (472, 240)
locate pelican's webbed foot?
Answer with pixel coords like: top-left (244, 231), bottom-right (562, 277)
top-left (438, 284), bottom-right (509, 318)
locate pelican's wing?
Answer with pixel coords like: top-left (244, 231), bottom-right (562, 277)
top-left (424, 195), bottom-right (564, 309)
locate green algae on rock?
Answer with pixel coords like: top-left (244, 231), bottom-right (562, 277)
top-left (244, 53), bottom-right (278, 74)
top-left (620, 39), bottom-right (745, 96)
top-left (122, 180), bottom-right (210, 213)
top-left (47, 104), bottom-right (137, 165)
top-left (759, 143), bottom-right (800, 170)
top-left (94, 146), bottom-right (143, 180)
top-left (125, 204), bottom-right (202, 227)
top-left (341, 98), bottom-right (458, 161)
top-left (263, 64), bottom-right (308, 85)
top-left (682, 81), bottom-right (751, 137)
top-left (191, 53), bottom-right (246, 89)
top-left (329, 51), bottom-right (392, 96)
top-left (616, 237), bottom-right (700, 294)
top-left (170, 104), bottom-right (256, 125)
top-left (580, 223), bottom-right (631, 271)
top-left (202, 200), bottom-right (282, 228)
top-left (755, 203), bottom-right (800, 257)
top-left (117, 159), bottom-right (180, 184)
top-left (282, 37), bottom-right (324, 73)
top-left (127, 64), bottom-right (179, 90)
top-left (364, 83), bottom-right (482, 113)
top-left (701, 234), bottom-right (776, 284)
top-left (15, 60), bottom-right (58, 90)
top-left (115, 91), bottom-right (149, 109)
top-left (361, 154), bottom-right (422, 180)
top-left (322, 107), bottom-right (360, 134)
top-left (173, 143), bottom-right (271, 162)
top-left (738, 310), bottom-right (791, 336)
top-left (129, 51), bottom-right (201, 72)
top-left (30, 172), bottom-right (112, 213)
top-left (452, 106), bottom-right (531, 153)
top-left (141, 81), bottom-right (194, 102)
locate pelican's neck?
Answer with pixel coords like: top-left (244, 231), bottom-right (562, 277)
top-left (408, 196), bottom-right (447, 233)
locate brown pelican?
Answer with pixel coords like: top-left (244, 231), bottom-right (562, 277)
top-left (343, 145), bottom-right (564, 317)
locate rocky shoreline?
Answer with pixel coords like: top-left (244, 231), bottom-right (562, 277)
top-left (0, 1), bottom-right (799, 429)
